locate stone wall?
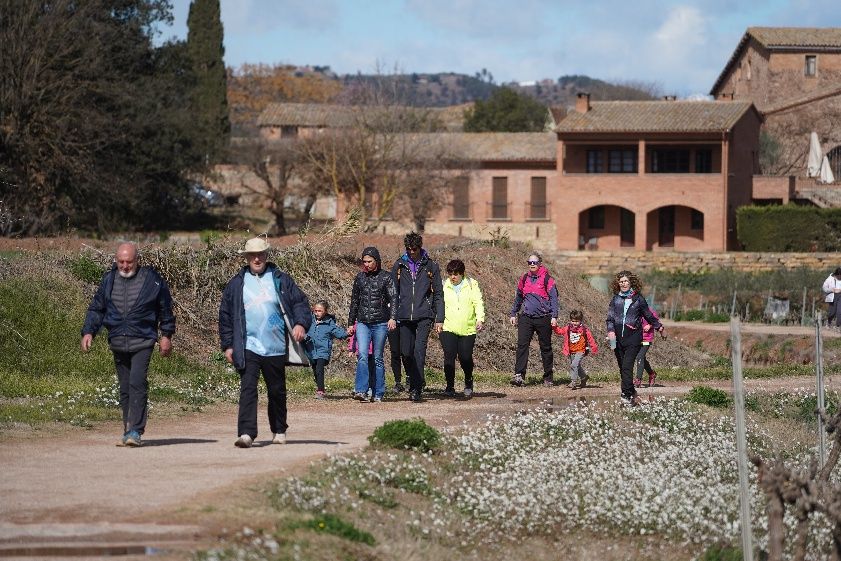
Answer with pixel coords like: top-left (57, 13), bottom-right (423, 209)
top-left (549, 250), bottom-right (841, 275)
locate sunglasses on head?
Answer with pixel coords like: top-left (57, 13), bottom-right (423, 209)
top-left (527, 260), bottom-right (540, 265)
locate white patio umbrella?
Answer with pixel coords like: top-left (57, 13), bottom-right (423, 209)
top-left (820, 154), bottom-right (836, 184)
top-left (808, 131), bottom-right (823, 177)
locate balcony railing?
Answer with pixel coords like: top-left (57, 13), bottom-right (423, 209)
top-left (487, 201), bottom-right (511, 220)
top-left (526, 200), bottom-right (551, 220)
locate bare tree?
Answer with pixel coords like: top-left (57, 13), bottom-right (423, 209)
top-left (750, 407), bottom-right (841, 561)
top-left (228, 139), bottom-right (299, 235)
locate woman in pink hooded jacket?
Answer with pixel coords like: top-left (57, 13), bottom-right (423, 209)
top-left (634, 306), bottom-right (660, 388)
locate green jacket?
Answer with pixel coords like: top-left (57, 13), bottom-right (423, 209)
top-left (442, 277), bottom-right (485, 336)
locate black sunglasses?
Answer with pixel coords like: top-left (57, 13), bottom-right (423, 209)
top-left (406, 246), bottom-right (420, 251)
top-left (527, 260), bottom-right (540, 265)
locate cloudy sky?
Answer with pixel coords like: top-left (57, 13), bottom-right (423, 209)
top-left (160, 0), bottom-right (841, 96)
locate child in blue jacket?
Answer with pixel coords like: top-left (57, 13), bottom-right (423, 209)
top-left (305, 300), bottom-right (348, 399)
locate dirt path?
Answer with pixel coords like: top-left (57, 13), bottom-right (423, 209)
top-left (1, 376), bottom-right (836, 558)
top-left (662, 319), bottom-right (840, 337)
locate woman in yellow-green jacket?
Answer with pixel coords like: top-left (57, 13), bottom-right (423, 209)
top-left (440, 259), bottom-right (485, 398)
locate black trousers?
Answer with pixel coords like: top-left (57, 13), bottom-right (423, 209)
top-left (614, 332), bottom-right (642, 399)
top-left (400, 319), bottom-right (433, 392)
top-left (113, 346), bottom-right (153, 435)
top-left (311, 358), bottom-right (328, 391)
top-left (387, 327), bottom-right (406, 386)
top-left (440, 331), bottom-right (476, 390)
top-left (514, 315), bottom-right (554, 379)
top-left (237, 350), bottom-right (287, 439)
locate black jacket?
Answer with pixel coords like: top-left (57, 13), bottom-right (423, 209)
top-left (606, 292), bottom-right (661, 343)
top-left (81, 266), bottom-right (175, 343)
top-left (218, 264), bottom-right (312, 370)
top-left (391, 253), bottom-right (445, 322)
top-left (348, 269), bottom-right (397, 325)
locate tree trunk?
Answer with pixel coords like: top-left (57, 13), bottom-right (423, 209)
top-left (767, 493), bottom-right (785, 561)
top-left (270, 209), bottom-right (286, 236)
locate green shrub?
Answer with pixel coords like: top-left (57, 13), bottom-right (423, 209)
top-left (686, 386), bottom-right (731, 408)
top-left (298, 513), bottom-right (375, 545)
top-left (368, 418), bottom-right (441, 453)
top-left (737, 204), bottom-right (841, 251)
top-left (674, 309), bottom-right (705, 321)
top-left (704, 312), bottom-right (730, 323)
top-left (699, 545), bottom-right (742, 561)
top-left (67, 255), bottom-right (105, 284)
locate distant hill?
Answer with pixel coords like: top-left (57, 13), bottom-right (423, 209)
top-left (338, 71), bottom-right (659, 107)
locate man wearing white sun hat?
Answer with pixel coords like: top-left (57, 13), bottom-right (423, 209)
top-left (219, 236), bottom-right (312, 448)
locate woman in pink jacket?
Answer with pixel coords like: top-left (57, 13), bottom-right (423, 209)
top-left (634, 306), bottom-right (660, 388)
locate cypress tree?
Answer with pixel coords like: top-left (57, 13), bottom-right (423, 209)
top-left (187, 0), bottom-right (230, 162)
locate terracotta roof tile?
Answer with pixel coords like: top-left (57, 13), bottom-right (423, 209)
top-left (555, 101), bottom-right (755, 134)
top-left (748, 27), bottom-right (841, 49)
top-left (405, 132), bottom-right (556, 162)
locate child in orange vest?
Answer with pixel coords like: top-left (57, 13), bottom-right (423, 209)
top-left (553, 309), bottom-right (599, 389)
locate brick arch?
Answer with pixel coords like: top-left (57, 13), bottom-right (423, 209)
top-left (577, 204), bottom-right (636, 250)
top-left (644, 204), bottom-right (705, 250)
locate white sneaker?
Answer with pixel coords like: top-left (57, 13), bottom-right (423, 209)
top-left (234, 434), bottom-right (253, 448)
top-left (272, 433), bottom-right (286, 445)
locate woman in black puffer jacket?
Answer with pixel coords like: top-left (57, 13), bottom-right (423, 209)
top-left (347, 247), bottom-right (397, 401)
top-left (606, 270), bottom-right (663, 405)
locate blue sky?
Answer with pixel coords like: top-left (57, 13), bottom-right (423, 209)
top-left (159, 0), bottom-right (841, 96)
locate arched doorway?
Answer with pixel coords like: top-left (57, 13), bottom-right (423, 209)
top-left (578, 205), bottom-right (636, 250)
top-left (827, 145), bottom-right (841, 182)
top-left (645, 205), bottom-right (704, 250)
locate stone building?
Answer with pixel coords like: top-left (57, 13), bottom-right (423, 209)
top-left (710, 27), bottom-right (841, 178)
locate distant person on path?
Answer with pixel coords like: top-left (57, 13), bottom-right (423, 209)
top-left (553, 309), bottom-right (598, 390)
top-left (81, 242), bottom-right (175, 447)
top-left (509, 253), bottom-right (559, 387)
top-left (347, 247), bottom-right (397, 402)
top-left (606, 270), bottom-right (663, 405)
top-left (391, 232), bottom-right (444, 403)
top-left (440, 259), bottom-right (485, 398)
top-left (304, 300), bottom-right (348, 399)
top-left (635, 305), bottom-right (661, 388)
top-left (822, 267), bottom-right (841, 326)
top-left (219, 237), bottom-right (311, 448)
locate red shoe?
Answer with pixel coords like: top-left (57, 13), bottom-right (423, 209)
top-left (647, 372), bottom-right (657, 387)
top-left (633, 377), bottom-right (642, 388)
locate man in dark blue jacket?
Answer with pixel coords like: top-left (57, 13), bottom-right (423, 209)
top-left (390, 232), bottom-right (444, 402)
top-left (81, 243), bottom-right (175, 447)
top-left (219, 237), bottom-right (311, 448)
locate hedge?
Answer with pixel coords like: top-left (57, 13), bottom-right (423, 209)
top-left (736, 205), bottom-right (841, 251)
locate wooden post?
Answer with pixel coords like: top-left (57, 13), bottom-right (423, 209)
top-left (730, 290), bottom-right (738, 317)
top-left (816, 312), bottom-right (827, 467)
top-left (801, 286), bottom-right (808, 327)
top-left (731, 317), bottom-right (754, 561)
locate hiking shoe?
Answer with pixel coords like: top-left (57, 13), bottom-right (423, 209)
top-left (579, 375), bottom-right (589, 388)
top-left (543, 379), bottom-right (554, 387)
top-left (353, 392), bottom-right (367, 401)
top-left (373, 396), bottom-right (383, 403)
top-left (272, 433), bottom-right (286, 445)
top-left (511, 374), bottom-right (524, 387)
top-left (463, 388), bottom-right (473, 399)
top-left (568, 382), bottom-right (579, 390)
top-left (394, 382), bottom-right (406, 393)
top-left (633, 377), bottom-right (642, 388)
top-left (124, 431), bottom-right (142, 447)
top-left (409, 389), bottom-right (422, 402)
top-left (443, 387), bottom-right (456, 398)
top-left (647, 372), bottom-right (657, 387)
top-left (315, 390), bottom-right (325, 400)
top-left (116, 432), bottom-right (128, 447)
top-left (234, 434), bottom-right (253, 448)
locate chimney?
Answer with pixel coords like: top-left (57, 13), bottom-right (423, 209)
top-left (575, 92), bottom-right (591, 113)
top-left (717, 92), bottom-right (734, 101)
top-left (662, 95), bottom-right (677, 101)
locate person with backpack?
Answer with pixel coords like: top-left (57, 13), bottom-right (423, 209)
top-left (391, 232), bottom-right (444, 402)
top-left (509, 253), bottom-right (560, 387)
top-left (440, 259), bottom-right (485, 398)
top-left (606, 270), bottom-right (663, 406)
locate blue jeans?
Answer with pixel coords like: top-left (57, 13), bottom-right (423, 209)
top-left (354, 322), bottom-right (388, 398)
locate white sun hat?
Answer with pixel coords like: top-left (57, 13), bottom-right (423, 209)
top-left (238, 237), bottom-right (271, 254)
